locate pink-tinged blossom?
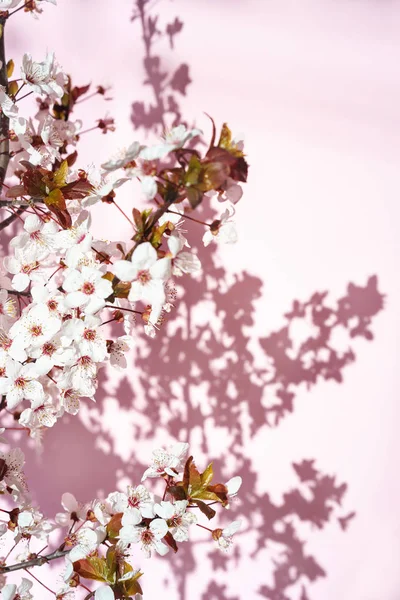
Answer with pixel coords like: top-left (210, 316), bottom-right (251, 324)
top-left (108, 335), bottom-right (133, 370)
top-left (54, 212), bottom-right (92, 251)
top-left (14, 507), bottom-right (54, 542)
top-left (84, 170), bottom-right (128, 208)
top-left (167, 236), bottom-right (201, 277)
top-left (215, 520), bottom-right (242, 551)
top-left (21, 52), bottom-right (65, 99)
top-left (112, 242), bottom-right (171, 317)
top-left (202, 203), bottom-right (238, 247)
top-left (62, 315), bottom-right (107, 363)
top-left (55, 492), bottom-right (89, 527)
top-left (118, 503), bottom-right (143, 541)
top-left (9, 304), bottom-right (62, 351)
top-left (155, 500), bottom-right (197, 541)
top-left (101, 141), bottom-right (142, 172)
top-left (31, 285), bottom-right (67, 318)
top-left (141, 442), bottom-right (189, 481)
top-left (119, 518), bottom-right (169, 558)
top-left (63, 266), bottom-right (113, 315)
top-left (19, 395), bottom-right (60, 432)
top-left (108, 485), bottom-right (154, 519)
top-left (1, 578), bottom-right (33, 600)
top-left (59, 387), bottom-right (82, 416)
top-left (0, 361), bottom-right (44, 409)
top-left (10, 214), bottom-right (58, 259)
top-left (0, 447), bottom-right (26, 494)
top-left (68, 526), bottom-right (105, 562)
top-left (126, 160), bottom-right (158, 200)
top-left (4, 249), bottom-right (45, 292)
top-left (58, 356), bottom-right (97, 399)
top-left (139, 125), bottom-right (201, 160)
top-left (29, 334), bottom-right (76, 376)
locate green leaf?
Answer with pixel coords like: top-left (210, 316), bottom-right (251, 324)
top-left (53, 160), bottom-right (69, 188)
top-left (74, 555), bottom-right (114, 584)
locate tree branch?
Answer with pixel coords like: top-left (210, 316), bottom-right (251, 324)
top-left (0, 548), bottom-right (69, 574)
top-left (0, 17), bottom-right (9, 194)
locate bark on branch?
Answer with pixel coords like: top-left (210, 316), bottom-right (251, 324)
top-left (0, 548), bottom-right (70, 574)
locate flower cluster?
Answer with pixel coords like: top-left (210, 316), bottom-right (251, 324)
top-left (0, 43), bottom-right (248, 437)
top-left (0, 442), bottom-right (242, 599)
top-left (0, 2), bottom-right (248, 598)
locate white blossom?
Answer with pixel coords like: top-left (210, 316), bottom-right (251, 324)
top-left (63, 266), bottom-right (113, 315)
top-left (155, 500), bottom-right (197, 541)
top-left (141, 442), bottom-right (189, 481)
top-left (203, 203), bottom-right (238, 247)
top-left (1, 578), bottom-right (33, 600)
top-left (21, 52), bottom-right (65, 98)
top-left (119, 518), bottom-right (169, 558)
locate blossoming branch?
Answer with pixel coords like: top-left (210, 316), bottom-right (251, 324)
top-left (0, 1), bottom-right (248, 597)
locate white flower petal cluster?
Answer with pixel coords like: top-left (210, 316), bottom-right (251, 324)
top-left (1, 578), bottom-right (33, 600)
top-left (0, 441), bottom-right (242, 599)
top-left (215, 520), bottom-right (242, 551)
top-left (203, 202), bottom-right (238, 247)
top-left (21, 52), bottom-right (66, 98)
top-left (0, 185), bottom-right (192, 427)
top-left (141, 442), bottom-right (189, 481)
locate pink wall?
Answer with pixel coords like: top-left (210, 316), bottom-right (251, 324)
top-left (5, 0), bottom-right (400, 599)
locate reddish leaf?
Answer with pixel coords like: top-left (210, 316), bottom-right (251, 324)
top-left (191, 499), bottom-right (216, 520)
top-left (167, 485), bottom-right (187, 501)
top-left (62, 179), bottom-right (94, 200)
top-left (164, 531), bottom-right (178, 553)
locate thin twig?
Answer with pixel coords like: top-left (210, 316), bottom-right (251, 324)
top-left (0, 17), bottom-right (9, 194)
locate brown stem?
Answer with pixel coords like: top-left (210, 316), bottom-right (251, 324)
top-left (0, 548), bottom-right (70, 574)
top-left (167, 209), bottom-right (210, 227)
top-left (0, 17), bottom-right (9, 194)
top-left (24, 568), bottom-right (56, 595)
top-left (0, 206), bottom-right (25, 231)
top-left (15, 90), bottom-right (32, 102)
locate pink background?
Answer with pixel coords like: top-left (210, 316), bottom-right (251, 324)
top-left (4, 1), bottom-right (400, 599)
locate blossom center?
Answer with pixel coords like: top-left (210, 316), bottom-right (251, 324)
top-left (83, 329), bottom-right (96, 341)
top-left (30, 324), bottom-right (43, 337)
top-left (128, 496), bottom-right (139, 508)
top-left (78, 355), bottom-right (92, 367)
top-left (82, 281), bottom-right (95, 295)
top-left (43, 342), bottom-right (56, 356)
top-left (30, 230), bottom-right (42, 241)
top-left (14, 377), bottom-right (27, 389)
top-left (141, 529), bottom-right (154, 545)
top-left (47, 299), bottom-right (58, 312)
top-left (137, 270), bottom-right (151, 285)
